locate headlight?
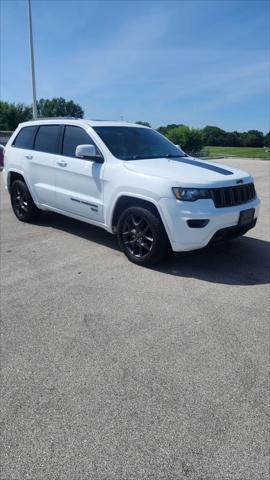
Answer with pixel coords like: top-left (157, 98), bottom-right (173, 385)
top-left (172, 187), bottom-right (211, 202)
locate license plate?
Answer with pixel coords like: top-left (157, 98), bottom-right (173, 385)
top-left (238, 208), bottom-right (255, 226)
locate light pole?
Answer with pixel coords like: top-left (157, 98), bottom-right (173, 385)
top-left (27, 0), bottom-right (37, 119)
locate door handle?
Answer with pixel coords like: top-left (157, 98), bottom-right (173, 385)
top-left (25, 154), bottom-right (33, 160)
top-left (57, 160), bottom-right (67, 167)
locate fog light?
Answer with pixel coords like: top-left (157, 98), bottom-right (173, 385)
top-left (187, 219), bottom-right (209, 228)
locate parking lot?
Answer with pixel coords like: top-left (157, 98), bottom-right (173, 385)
top-left (1, 158), bottom-right (269, 480)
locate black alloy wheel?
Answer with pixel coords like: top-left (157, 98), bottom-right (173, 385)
top-left (117, 206), bottom-right (170, 266)
top-left (11, 179), bottom-right (40, 222)
top-left (122, 213), bottom-right (154, 258)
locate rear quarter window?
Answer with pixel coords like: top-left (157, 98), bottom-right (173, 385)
top-left (12, 126), bottom-right (38, 149)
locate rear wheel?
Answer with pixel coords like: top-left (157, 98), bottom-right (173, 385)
top-left (117, 206), bottom-right (170, 266)
top-left (10, 179), bottom-right (40, 222)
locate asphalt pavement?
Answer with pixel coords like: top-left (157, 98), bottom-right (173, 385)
top-left (1, 158), bottom-right (269, 479)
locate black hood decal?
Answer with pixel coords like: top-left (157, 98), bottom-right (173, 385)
top-left (176, 157), bottom-right (233, 176)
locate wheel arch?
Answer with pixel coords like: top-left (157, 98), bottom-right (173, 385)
top-left (110, 194), bottom-right (172, 246)
top-left (7, 170), bottom-right (26, 193)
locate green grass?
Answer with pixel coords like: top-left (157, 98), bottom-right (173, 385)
top-left (207, 146), bottom-right (270, 159)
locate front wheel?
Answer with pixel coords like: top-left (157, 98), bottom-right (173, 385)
top-left (10, 179), bottom-right (40, 223)
top-left (117, 206), bottom-right (170, 266)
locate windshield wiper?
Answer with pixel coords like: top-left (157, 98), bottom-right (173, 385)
top-left (125, 155), bottom-right (163, 160)
top-left (124, 153), bottom-right (187, 160)
top-left (125, 155), bottom-right (152, 160)
top-left (164, 154), bottom-right (187, 158)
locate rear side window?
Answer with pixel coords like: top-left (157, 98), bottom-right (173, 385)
top-left (62, 126), bottom-right (94, 157)
top-left (34, 125), bottom-right (60, 154)
top-left (12, 126), bottom-right (38, 149)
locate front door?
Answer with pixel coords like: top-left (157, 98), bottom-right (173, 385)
top-left (54, 125), bottom-right (104, 223)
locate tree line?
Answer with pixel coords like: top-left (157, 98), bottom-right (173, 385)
top-left (0, 100), bottom-right (269, 154)
top-left (137, 123), bottom-right (270, 153)
top-left (0, 98), bottom-right (84, 131)
top-left (160, 124), bottom-right (269, 150)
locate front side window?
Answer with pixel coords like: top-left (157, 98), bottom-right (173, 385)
top-left (12, 126), bottom-right (38, 149)
top-left (62, 126), bottom-right (95, 157)
top-left (93, 126), bottom-right (187, 160)
top-left (34, 125), bottom-right (60, 154)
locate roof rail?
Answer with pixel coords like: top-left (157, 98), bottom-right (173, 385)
top-left (29, 116), bottom-right (82, 121)
top-left (90, 118), bottom-right (111, 121)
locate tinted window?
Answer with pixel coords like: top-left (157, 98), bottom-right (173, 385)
top-left (13, 126), bottom-right (38, 149)
top-left (93, 126), bottom-right (186, 160)
top-left (34, 125), bottom-right (60, 154)
top-left (62, 126), bottom-right (94, 157)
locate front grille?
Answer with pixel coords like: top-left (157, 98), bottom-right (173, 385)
top-left (209, 183), bottom-right (256, 208)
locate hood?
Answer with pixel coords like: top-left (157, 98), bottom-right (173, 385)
top-left (124, 156), bottom-right (252, 188)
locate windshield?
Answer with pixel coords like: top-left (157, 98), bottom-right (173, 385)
top-left (93, 126), bottom-right (187, 160)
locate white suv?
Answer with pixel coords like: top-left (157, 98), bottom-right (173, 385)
top-left (3, 119), bottom-right (260, 266)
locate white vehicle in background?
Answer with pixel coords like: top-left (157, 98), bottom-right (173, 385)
top-left (3, 119), bottom-right (260, 266)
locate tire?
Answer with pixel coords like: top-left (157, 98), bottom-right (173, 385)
top-left (10, 179), bottom-right (40, 223)
top-left (117, 206), bottom-right (170, 266)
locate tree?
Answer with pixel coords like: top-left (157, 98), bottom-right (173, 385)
top-left (136, 121), bottom-right (151, 127)
top-left (0, 98), bottom-right (84, 131)
top-left (223, 132), bottom-right (240, 147)
top-left (157, 126), bottom-right (168, 135)
top-left (240, 130), bottom-right (264, 148)
top-left (166, 125), bottom-right (203, 154)
top-left (0, 102), bottom-right (32, 130)
top-left (37, 97), bottom-right (84, 118)
top-left (201, 125), bottom-right (227, 146)
top-left (264, 131), bottom-right (270, 147)
top-left (157, 124), bottom-right (179, 136)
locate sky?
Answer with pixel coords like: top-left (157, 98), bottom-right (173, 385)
top-left (1, 0), bottom-right (269, 132)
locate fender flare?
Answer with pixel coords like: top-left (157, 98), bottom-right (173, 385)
top-left (7, 169), bottom-right (37, 203)
top-left (108, 192), bottom-right (173, 246)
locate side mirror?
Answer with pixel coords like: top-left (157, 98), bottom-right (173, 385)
top-left (75, 144), bottom-right (104, 162)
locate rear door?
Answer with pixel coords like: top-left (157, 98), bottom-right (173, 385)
top-left (19, 124), bottom-right (61, 206)
top-left (11, 124), bottom-right (59, 206)
top-left (54, 125), bottom-right (104, 223)
top-left (10, 126), bottom-right (38, 181)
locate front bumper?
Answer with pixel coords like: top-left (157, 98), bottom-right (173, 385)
top-left (159, 196), bottom-right (260, 252)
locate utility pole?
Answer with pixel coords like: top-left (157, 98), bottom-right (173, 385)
top-left (27, 0), bottom-right (37, 119)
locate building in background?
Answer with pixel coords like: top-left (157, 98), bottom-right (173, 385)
top-left (0, 131), bottom-right (13, 169)
top-left (0, 131), bottom-right (13, 146)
